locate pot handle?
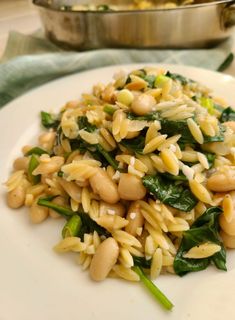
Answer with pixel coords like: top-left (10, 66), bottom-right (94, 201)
top-left (223, 2), bottom-right (235, 28)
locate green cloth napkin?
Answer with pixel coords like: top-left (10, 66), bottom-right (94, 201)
top-left (0, 30), bottom-right (233, 108)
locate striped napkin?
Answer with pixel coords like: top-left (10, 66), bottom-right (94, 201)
top-left (0, 30), bottom-right (233, 108)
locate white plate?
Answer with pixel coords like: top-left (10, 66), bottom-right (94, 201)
top-left (1, 64), bottom-right (235, 320)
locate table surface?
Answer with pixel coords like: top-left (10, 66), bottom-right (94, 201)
top-left (1, 0), bottom-right (235, 76)
top-left (0, 0), bottom-right (41, 54)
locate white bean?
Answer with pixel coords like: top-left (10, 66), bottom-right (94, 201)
top-left (13, 157), bottom-right (29, 171)
top-left (89, 237), bottom-right (119, 281)
top-left (89, 168), bottom-right (119, 204)
top-left (202, 141), bottom-right (230, 156)
top-left (131, 93), bottom-right (156, 116)
top-left (118, 173), bottom-right (146, 200)
top-left (220, 230), bottom-right (235, 248)
top-left (7, 185), bottom-right (26, 208)
top-left (125, 201), bottom-right (144, 236)
top-left (29, 201), bottom-right (49, 223)
top-left (207, 171), bottom-right (235, 192)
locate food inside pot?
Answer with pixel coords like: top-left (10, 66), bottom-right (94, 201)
top-left (59, 0), bottom-right (201, 11)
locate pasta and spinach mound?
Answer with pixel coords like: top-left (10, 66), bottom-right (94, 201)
top-left (5, 67), bottom-right (235, 310)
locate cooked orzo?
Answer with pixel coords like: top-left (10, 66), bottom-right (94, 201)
top-left (6, 66), bottom-right (235, 310)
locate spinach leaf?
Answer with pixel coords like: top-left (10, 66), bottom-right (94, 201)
top-left (69, 137), bottom-right (92, 152)
top-left (160, 119), bottom-right (225, 145)
top-left (133, 256), bottom-right (151, 269)
top-left (37, 197), bottom-right (75, 218)
top-left (142, 75), bottom-right (156, 88)
top-left (174, 241), bottom-right (210, 276)
top-left (41, 111), bottom-right (60, 129)
top-left (97, 4), bottom-right (111, 11)
top-left (77, 117), bottom-right (118, 167)
top-left (70, 138), bottom-right (110, 166)
top-left (25, 147), bottom-right (49, 156)
top-left (199, 97), bottom-right (215, 115)
top-left (165, 71), bottom-right (194, 85)
top-left (161, 171), bottom-right (187, 182)
top-left (133, 266), bottom-right (174, 311)
top-left (204, 152), bottom-right (216, 168)
top-left (142, 175), bottom-right (197, 212)
top-left (37, 198), bottom-right (110, 239)
top-left (121, 135), bottom-right (145, 154)
top-left (217, 53), bottom-right (234, 72)
top-left (96, 144), bottom-right (119, 170)
top-left (127, 112), bottom-right (159, 121)
top-left (220, 106), bottom-right (235, 122)
top-left (103, 104), bottom-right (116, 115)
top-left (62, 215), bottom-right (82, 238)
top-left (28, 154), bottom-right (40, 184)
top-left (160, 119), bottom-right (195, 145)
top-left (78, 212), bottom-right (111, 239)
top-left (214, 103), bottom-right (224, 113)
top-left (191, 206), bottom-right (221, 228)
top-left (57, 170), bottom-right (64, 177)
top-left (78, 116), bottom-right (96, 132)
top-left (125, 75), bottom-right (132, 86)
top-left (174, 207), bottom-right (226, 276)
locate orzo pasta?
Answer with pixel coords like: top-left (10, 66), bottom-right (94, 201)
top-left (6, 66), bottom-right (235, 310)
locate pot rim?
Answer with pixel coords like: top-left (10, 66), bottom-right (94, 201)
top-left (33, 0), bottom-right (235, 13)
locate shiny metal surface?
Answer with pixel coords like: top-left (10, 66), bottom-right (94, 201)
top-left (33, 0), bottom-right (235, 49)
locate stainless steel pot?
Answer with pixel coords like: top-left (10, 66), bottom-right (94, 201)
top-left (33, 0), bottom-right (235, 49)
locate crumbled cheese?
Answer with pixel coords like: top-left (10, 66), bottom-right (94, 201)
top-left (129, 212), bottom-right (136, 220)
top-left (178, 160), bottom-right (184, 169)
top-left (112, 170), bottom-right (121, 181)
top-left (169, 144), bottom-right (177, 153)
top-left (130, 156), bottom-right (135, 166)
top-left (197, 152), bottom-right (209, 170)
top-left (154, 203), bottom-right (161, 211)
top-left (128, 165), bottom-right (144, 178)
top-left (182, 164), bottom-right (194, 181)
top-left (107, 209), bottom-right (115, 215)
